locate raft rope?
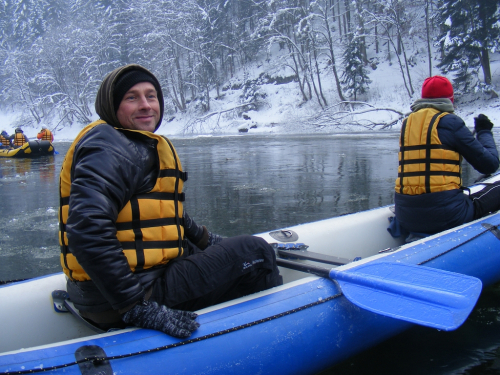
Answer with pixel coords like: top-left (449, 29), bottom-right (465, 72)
top-left (417, 223), bottom-right (499, 266)
top-left (4, 291), bottom-right (342, 374)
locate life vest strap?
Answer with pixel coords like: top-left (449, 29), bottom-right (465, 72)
top-left (116, 217), bottom-right (185, 231)
top-left (120, 239), bottom-right (188, 250)
top-left (134, 192), bottom-right (185, 201)
top-left (398, 171), bottom-right (461, 178)
top-left (400, 159), bottom-right (461, 166)
top-left (159, 169), bottom-right (188, 181)
top-left (400, 144), bottom-right (455, 152)
top-left (131, 197), bottom-right (145, 271)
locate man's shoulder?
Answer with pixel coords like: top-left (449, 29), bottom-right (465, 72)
top-left (77, 123), bottom-right (155, 159)
top-left (75, 123), bottom-right (130, 151)
top-left (439, 113), bottom-right (465, 130)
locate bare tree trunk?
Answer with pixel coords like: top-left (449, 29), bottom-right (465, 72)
top-left (387, 28), bottom-right (391, 64)
top-left (307, 47), bottom-right (324, 108)
top-left (401, 41), bottom-right (415, 96)
top-left (175, 54), bottom-right (186, 110)
top-left (291, 52), bottom-right (308, 102)
top-left (480, 48), bottom-right (492, 85)
top-left (424, 0), bottom-right (432, 77)
top-left (313, 43), bottom-right (328, 106)
top-left (323, 8), bottom-right (346, 102)
top-left (343, 0), bottom-right (351, 33)
top-left (337, 1), bottom-right (342, 38)
top-left (395, 2), bottom-right (402, 55)
top-left (205, 85), bottom-right (210, 112)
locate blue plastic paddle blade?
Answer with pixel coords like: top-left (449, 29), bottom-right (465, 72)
top-left (329, 262), bottom-right (482, 331)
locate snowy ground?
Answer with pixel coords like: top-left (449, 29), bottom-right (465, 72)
top-left (1, 46), bottom-right (499, 142)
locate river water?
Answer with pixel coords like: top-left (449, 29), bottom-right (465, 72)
top-left (0, 132), bottom-right (499, 374)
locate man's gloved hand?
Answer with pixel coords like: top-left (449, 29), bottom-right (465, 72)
top-left (474, 114), bottom-right (494, 133)
top-left (184, 211), bottom-right (223, 250)
top-left (207, 230), bottom-right (223, 247)
top-left (122, 300), bottom-right (199, 338)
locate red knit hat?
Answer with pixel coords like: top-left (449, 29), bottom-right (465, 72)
top-left (421, 76), bottom-right (454, 103)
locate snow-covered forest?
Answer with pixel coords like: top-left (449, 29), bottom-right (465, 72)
top-left (0, 0), bottom-right (499, 136)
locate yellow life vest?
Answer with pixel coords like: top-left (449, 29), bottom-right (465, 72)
top-left (0, 135), bottom-right (10, 146)
top-left (13, 133), bottom-right (25, 147)
top-left (38, 129), bottom-right (53, 141)
top-left (59, 120), bottom-right (187, 281)
top-left (395, 108), bottom-right (462, 195)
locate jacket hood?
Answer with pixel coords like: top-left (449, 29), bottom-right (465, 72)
top-left (95, 64), bottom-right (164, 132)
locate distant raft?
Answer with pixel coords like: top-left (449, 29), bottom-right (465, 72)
top-left (0, 140), bottom-right (55, 158)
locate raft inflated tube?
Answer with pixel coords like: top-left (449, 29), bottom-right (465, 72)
top-left (0, 140), bottom-right (55, 158)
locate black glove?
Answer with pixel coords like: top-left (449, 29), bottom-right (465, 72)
top-left (207, 230), bottom-right (223, 247)
top-left (474, 114), bottom-right (494, 132)
top-left (184, 211), bottom-right (223, 250)
top-left (122, 300), bottom-right (199, 338)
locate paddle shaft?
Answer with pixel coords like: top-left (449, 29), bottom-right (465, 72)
top-left (276, 258), bottom-right (331, 277)
top-left (277, 249), bottom-right (351, 266)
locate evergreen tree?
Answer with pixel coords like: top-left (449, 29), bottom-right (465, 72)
top-left (436, 0), bottom-right (500, 94)
top-left (0, 0), bottom-right (53, 49)
top-left (341, 34), bottom-right (372, 101)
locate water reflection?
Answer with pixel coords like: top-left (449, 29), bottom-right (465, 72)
top-left (0, 155), bottom-right (61, 281)
top-left (177, 133), bottom-right (408, 236)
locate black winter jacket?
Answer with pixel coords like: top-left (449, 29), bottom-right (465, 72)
top-left (395, 111), bottom-right (499, 234)
top-left (65, 124), bottom-right (204, 313)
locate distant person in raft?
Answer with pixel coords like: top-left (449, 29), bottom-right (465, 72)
top-left (59, 64), bottom-right (282, 338)
top-left (11, 128), bottom-right (28, 148)
top-left (0, 130), bottom-right (11, 149)
top-left (388, 75), bottom-right (500, 241)
top-left (36, 125), bottom-right (54, 142)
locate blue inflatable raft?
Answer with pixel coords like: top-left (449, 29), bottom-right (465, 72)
top-left (1, 174), bottom-right (499, 374)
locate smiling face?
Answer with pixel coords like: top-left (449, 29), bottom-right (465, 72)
top-left (116, 82), bottom-right (160, 132)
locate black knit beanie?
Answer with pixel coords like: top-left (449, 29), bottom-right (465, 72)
top-left (113, 70), bottom-right (162, 113)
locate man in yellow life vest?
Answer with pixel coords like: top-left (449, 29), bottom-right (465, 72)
top-left (392, 76), bottom-right (500, 238)
top-left (36, 125), bottom-right (54, 142)
top-left (59, 64), bottom-right (282, 338)
top-left (0, 130), bottom-right (11, 148)
top-left (11, 128), bottom-right (28, 148)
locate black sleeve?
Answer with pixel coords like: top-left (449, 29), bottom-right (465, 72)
top-left (438, 114), bottom-right (499, 175)
top-left (66, 125), bottom-right (157, 310)
top-left (183, 211), bottom-right (206, 245)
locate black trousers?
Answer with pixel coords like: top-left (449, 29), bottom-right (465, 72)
top-left (471, 181), bottom-right (500, 220)
top-left (150, 235), bottom-right (283, 311)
